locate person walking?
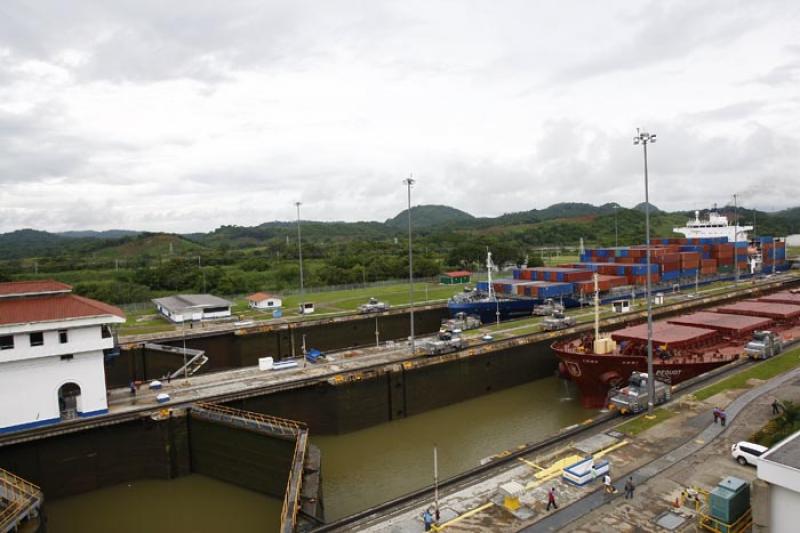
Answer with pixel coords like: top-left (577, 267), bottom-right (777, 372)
top-left (719, 409), bottom-right (727, 427)
top-left (772, 399), bottom-right (782, 415)
top-left (603, 474), bottom-right (614, 494)
top-left (546, 487), bottom-right (558, 511)
top-left (129, 380), bottom-right (137, 397)
top-left (712, 407), bottom-right (719, 424)
top-left (624, 477), bottom-right (635, 499)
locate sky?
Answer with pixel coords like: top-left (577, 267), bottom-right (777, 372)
top-left (1, 0), bottom-right (799, 233)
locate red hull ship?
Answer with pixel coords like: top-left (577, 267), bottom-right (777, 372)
top-left (553, 292), bottom-right (800, 409)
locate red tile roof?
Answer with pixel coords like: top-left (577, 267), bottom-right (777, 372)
top-left (0, 293), bottom-right (125, 326)
top-left (0, 280), bottom-right (72, 296)
top-left (444, 271), bottom-right (472, 277)
top-left (247, 292), bottom-right (280, 302)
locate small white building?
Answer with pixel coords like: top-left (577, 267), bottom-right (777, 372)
top-left (753, 430), bottom-right (800, 532)
top-left (0, 280), bottom-right (125, 433)
top-left (246, 292), bottom-right (282, 310)
top-left (152, 294), bottom-right (232, 323)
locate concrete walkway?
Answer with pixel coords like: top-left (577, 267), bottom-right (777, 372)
top-left (525, 365), bottom-right (800, 532)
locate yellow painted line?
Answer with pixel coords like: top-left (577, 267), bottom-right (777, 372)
top-left (594, 440), bottom-right (629, 459)
top-left (518, 457), bottom-right (544, 471)
top-left (432, 502), bottom-right (494, 531)
top-left (534, 454), bottom-right (583, 480)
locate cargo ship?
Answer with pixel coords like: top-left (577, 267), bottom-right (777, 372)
top-left (553, 290), bottom-right (800, 408)
top-left (447, 223), bottom-right (788, 323)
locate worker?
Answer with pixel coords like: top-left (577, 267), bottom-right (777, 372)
top-left (422, 508), bottom-right (434, 531)
top-left (712, 407), bottom-right (720, 424)
top-left (603, 474), bottom-right (614, 494)
top-left (129, 381), bottom-right (137, 397)
top-left (624, 477), bottom-right (635, 499)
top-left (546, 487), bottom-right (558, 511)
top-left (772, 399), bottom-right (782, 415)
top-left (719, 409), bottom-right (727, 427)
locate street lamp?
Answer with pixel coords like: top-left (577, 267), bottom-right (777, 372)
top-left (614, 204), bottom-right (619, 247)
top-left (296, 201), bottom-right (305, 316)
top-left (733, 194), bottom-right (739, 283)
top-left (403, 176), bottom-right (416, 355)
top-left (633, 129), bottom-right (657, 415)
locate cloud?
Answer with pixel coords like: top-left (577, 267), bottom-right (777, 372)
top-left (0, 0), bottom-right (798, 232)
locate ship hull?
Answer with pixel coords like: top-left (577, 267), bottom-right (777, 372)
top-left (554, 347), bottom-right (735, 409)
top-left (448, 296), bottom-right (582, 323)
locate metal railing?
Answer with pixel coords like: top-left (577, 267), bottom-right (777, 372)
top-left (280, 429), bottom-right (308, 533)
top-left (0, 467), bottom-right (42, 533)
top-left (192, 402), bottom-right (305, 438)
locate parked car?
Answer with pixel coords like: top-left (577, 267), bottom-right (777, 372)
top-left (731, 441), bottom-right (768, 466)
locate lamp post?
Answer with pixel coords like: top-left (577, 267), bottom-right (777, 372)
top-left (403, 176), bottom-right (416, 355)
top-left (633, 129), bottom-right (657, 415)
top-left (733, 194), bottom-right (739, 283)
top-left (614, 205), bottom-right (619, 247)
top-left (296, 201), bottom-right (305, 316)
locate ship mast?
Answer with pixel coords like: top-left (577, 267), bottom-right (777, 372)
top-left (486, 249), bottom-right (495, 300)
top-left (593, 273), bottom-right (599, 339)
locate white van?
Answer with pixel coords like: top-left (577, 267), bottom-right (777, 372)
top-left (731, 441), bottom-right (768, 466)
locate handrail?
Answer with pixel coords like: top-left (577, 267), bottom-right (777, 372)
top-left (193, 402), bottom-right (306, 433)
top-left (280, 429), bottom-right (308, 533)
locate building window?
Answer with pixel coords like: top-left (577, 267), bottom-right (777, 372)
top-left (0, 336), bottom-right (13, 350)
top-left (101, 326), bottom-right (112, 339)
top-left (29, 332), bottom-right (44, 347)
top-left (59, 329), bottom-right (69, 344)
top-left (60, 354), bottom-right (74, 361)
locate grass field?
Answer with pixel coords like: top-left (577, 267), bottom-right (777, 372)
top-left (616, 407), bottom-right (676, 436)
top-left (118, 281), bottom-right (463, 336)
top-left (693, 346), bottom-right (800, 401)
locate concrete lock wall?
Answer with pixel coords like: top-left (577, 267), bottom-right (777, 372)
top-left (188, 414), bottom-right (297, 499)
top-left (0, 414), bottom-right (190, 499)
top-left (228, 340), bottom-right (559, 434)
top-left (109, 308), bottom-right (448, 388)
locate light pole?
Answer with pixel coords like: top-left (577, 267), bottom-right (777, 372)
top-left (733, 194), bottom-right (739, 283)
top-left (614, 205), bottom-right (619, 247)
top-left (403, 176), bottom-right (416, 355)
top-left (296, 201), bottom-right (305, 315)
top-left (633, 128), bottom-right (657, 415)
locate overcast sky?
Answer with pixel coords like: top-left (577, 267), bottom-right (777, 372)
top-left (1, 1), bottom-right (799, 233)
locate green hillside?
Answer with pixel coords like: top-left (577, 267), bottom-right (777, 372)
top-left (385, 205), bottom-right (475, 229)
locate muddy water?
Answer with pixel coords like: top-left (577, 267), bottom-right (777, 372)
top-left (46, 376), bottom-right (593, 529)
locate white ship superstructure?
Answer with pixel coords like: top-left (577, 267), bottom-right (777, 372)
top-left (673, 209), bottom-right (752, 243)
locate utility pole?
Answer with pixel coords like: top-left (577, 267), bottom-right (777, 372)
top-left (614, 205), bottom-right (619, 247)
top-left (733, 194), bottom-right (739, 283)
top-left (296, 202), bottom-right (305, 315)
top-left (634, 129), bottom-right (657, 415)
top-left (403, 176), bottom-right (416, 355)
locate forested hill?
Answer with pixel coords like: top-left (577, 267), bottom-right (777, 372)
top-left (385, 205), bottom-right (475, 229)
top-left (2, 203), bottom-right (800, 262)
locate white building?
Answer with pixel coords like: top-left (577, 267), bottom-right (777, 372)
top-left (753, 430), bottom-right (800, 532)
top-left (152, 294), bottom-right (232, 323)
top-left (246, 292), bottom-right (282, 310)
top-left (0, 280), bottom-right (125, 433)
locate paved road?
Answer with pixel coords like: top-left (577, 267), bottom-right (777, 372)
top-left (524, 364), bottom-right (800, 532)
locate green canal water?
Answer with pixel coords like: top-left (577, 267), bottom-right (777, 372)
top-left (46, 474), bottom-right (283, 533)
top-left (314, 376), bottom-right (594, 520)
top-left (46, 376), bottom-right (593, 530)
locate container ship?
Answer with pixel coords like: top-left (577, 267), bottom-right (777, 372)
top-left (448, 219), bottom-right (788, 323)
top-left (554, 290), bottom-right (800, 408)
